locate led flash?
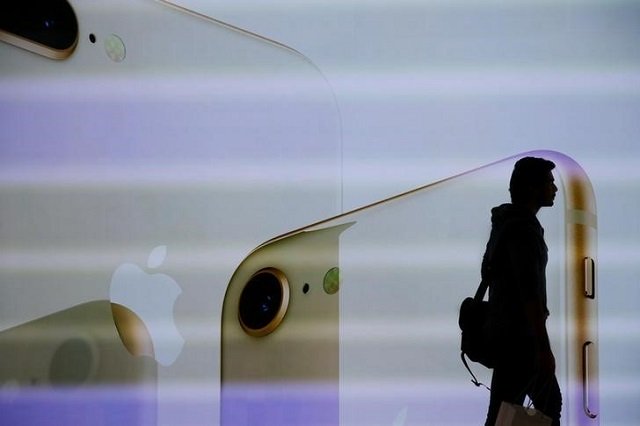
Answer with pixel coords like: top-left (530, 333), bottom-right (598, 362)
top-left (104, 34), bottom-right (125, 62)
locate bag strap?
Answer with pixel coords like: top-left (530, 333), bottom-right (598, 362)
top-left (474, 279), bottom-right (490, 302)
top-left (461, 215), bottom-right (507, 391)
top-left (461, 278), bottom-right (491, 391)
top-left (522, 375), bottom-right (552, 410)
top-left (460, 351), bottom-right (490, 391)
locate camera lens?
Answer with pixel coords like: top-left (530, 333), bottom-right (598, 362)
top-left (1, 0), bottom-right (78, 58)
top-left (238, 268), bottom-right (289, 337)
top-left (49, 337), bottom-right (95, 385)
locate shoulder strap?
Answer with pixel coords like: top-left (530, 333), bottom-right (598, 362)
top-left (474, 279), bottom-right (489, 302)
top-left (460, 352), bottom-right (490, 391)
top-left (478, 215), bottom-right (512, 300)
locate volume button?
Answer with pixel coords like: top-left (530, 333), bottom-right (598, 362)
top-left (584, 257), bottom-right (595, 299)
top-left (583, 341), bottom-right (598, 419)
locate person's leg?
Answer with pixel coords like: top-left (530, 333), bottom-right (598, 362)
top-left (484, 365), bottom-right (528, 426)
top-left (529, 373), bottom-right (562, 426)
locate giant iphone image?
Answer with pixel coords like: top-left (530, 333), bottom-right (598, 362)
top-left (221, 151), bottom-right (598, 425)
top-left (0, 0), bottom-right (341, 424)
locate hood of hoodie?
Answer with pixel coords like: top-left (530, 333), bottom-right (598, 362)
top-left (490, 203), bottom-right (542, 235)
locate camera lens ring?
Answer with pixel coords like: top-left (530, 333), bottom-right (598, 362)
top-left (0, 0), bottom-right (79, 59)
top-left (238, 268), bottom-right (290, 337)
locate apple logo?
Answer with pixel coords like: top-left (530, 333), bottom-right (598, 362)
top-left (109, 245), bottom-right (184, 366)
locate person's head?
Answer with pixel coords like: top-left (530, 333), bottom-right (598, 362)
top-left (509, 157), bottom-right (557, 209)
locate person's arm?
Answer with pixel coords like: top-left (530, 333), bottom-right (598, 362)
top-left (507, 224), bottom-right (555, 372)
top-left (523, 300), bottom-right (555, 372)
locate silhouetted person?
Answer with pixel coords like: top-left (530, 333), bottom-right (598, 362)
top-left (482, 157), bottom-right (562, 426)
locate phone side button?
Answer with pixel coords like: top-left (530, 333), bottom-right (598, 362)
top-left (582, 341), bottom-right (598, 419)
top-left (584, 257), bottom-right (595, 299)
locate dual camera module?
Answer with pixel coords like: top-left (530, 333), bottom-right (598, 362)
top-left (1, 0), bottom-right (125, 61)
top-left (238, 266), bottom-right (340, 338)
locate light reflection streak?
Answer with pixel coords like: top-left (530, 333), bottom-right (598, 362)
top-left (0, 384), bottom-right (157, 426)
top-left (0, 75), bottom-right (334, 101)
top-left (0, 165), bottom-right (338, 188)
top-left (331, 70), bottom-right (640, 97)
top-left (0, 244), bottom-right (481, 271)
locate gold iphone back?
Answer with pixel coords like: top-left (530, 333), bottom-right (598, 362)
top-left (221, 151), bottom-right (598, 426)
top-left (0, 301), bottom-right (157, 425)
top-left (1, 1), bottom-right (341, 424)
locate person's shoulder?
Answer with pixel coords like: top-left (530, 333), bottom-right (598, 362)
top-left (491, 204), bottom-right (531, 232)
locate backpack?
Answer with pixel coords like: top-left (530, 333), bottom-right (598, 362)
top-left (458, 279), bottom-right (494, 388)
top-left (458, 210), bottom-right (515, 386)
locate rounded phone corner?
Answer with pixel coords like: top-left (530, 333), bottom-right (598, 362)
top-left (111, 302), bottom-right (155, 360)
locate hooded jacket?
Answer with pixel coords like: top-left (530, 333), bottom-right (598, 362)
top-left (481, 203), bottom-right (549, 344)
